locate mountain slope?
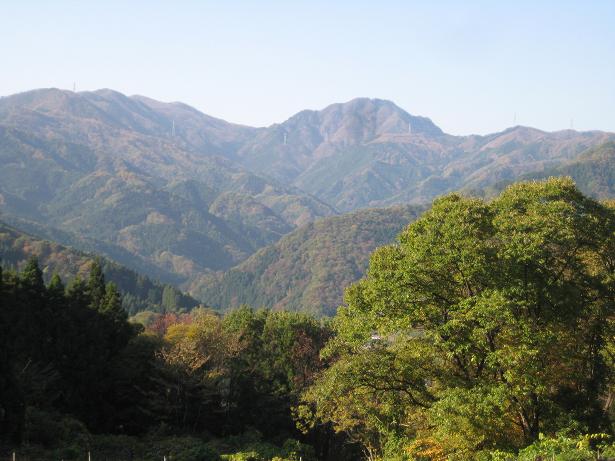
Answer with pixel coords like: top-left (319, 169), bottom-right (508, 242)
top-left (0, 89), bottom-right (336, 283)
top-left (237, 98), bottom-right (444, 185)
top-left (1, 88), bottom-right (613, 304)
top-left (193, 204), bottom-right (424, 317)
top-left (235, 99), bottom-right (613, 210)
top-left (520, 141), bottom-right (615, 198)
top-left (0, 220), bottom-right (199, 315)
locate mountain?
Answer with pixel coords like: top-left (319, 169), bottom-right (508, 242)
top-left (0, 89), bottom-right (336, 284)
top-left (236, 98), bottom-right (443, 183)
top-left (193, 204), bottom-right (424, 317)
top-left (520, 141), bottom-right (615, 199)
top-left (234, 99), bottom-right (613, 211)
top-left (0, 220), bottom-right (199, 315)
top-left (1, 88), bottom-right (613, 310)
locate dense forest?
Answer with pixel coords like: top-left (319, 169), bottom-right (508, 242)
top-left (0, 221), bottom-right (199, 315)
top-left (2, 178), bottom-right (615, 460)
top-left (0, 258), bottom-right (343, 460)
top-left (196, 205), bottom-right (425, 317)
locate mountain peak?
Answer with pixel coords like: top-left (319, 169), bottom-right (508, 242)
top-left (276, 97), bottom-right (443, 142)
top-left (318, 97), bottom-right (443, 139)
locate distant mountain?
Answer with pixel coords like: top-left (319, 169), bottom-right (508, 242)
top-left (475, 141), bottom-right (615, 200)
top-left (519, 141), bottom-right (615, 199)
top-left (236, 98), bottom-right (443, 183)
top-left (233, 98), bottom-right (613, 210)
top-left (0, 89), bottom-right (336, 284)
top-left (1, 88), bottom-right (613, 309)
top-left (193, 204), bottom-right (424, 317)
top-left (0, 220), bottom-right (199, 315)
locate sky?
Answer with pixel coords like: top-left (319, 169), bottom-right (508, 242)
top-left (1, 1), bottom-right (614, 135)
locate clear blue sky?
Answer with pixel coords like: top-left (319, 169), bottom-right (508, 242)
top-left (1, 1), bottom-right (614, 135)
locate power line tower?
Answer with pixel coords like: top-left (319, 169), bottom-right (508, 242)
top-left (172, 120), bottom-right (176, 137)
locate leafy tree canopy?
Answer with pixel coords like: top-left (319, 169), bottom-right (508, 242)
top-left (302, 178), bottom-right (615, 460)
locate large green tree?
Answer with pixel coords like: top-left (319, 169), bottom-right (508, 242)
top-left (302, 178), bottom-right (615, 460)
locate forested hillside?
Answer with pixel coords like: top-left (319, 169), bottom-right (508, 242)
top-left (3, 179), bottom-right (615, 461)
top-left (0, 89), bottom-right (335, 284)
top-left (235, 99), bottom-right (614, 210)
top-left (522, 141), bottom-right (615, 198)
top-left (0, 261), bottom-right (341, 460)
top-left (1, 88), bottom-right (612, 297)
top-left (0, 221), bottom-right (198, 314)
top-left (195, 204), bottom-right (424, 316)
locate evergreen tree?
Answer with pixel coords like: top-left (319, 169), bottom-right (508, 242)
top-left (88, 259), bottom-right (106, 311)
top-left (102, 282), bottom-right (127, 323)
top-left (0, 263), bottom-right (25, 445)
top-left (47, 273), bottom-right (65, 303)
top-left (162, 284), bottom-right (179, 311)
top-left (67, 275), bottom-right (90, 309)
top-left (20, 256), bottom-right (45, 293)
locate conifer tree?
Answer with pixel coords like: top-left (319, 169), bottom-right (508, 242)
top-left (102, 282), bottom-right (126, 322)
top-left (47, 273), bottom-right (65, 303)
top-left (88, 259), bottom-right (106, 311)
top-left (20, 256), bottom-right (45, 293)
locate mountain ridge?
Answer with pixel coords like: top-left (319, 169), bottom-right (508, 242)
top-left (0, 218), bottom-right (199, 314)
top-left (1, 87), bottom-right (613, 315)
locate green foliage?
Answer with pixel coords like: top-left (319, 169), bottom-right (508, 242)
top-left (220, 307), bottom-right (331, 438)
top-left (0, 259), bottom-right (138, 442)
top-left (22, 407), bottom-right (90, 450)
top-left (303, 178), bottom-right (615, 460)
top-left (144, 436), bottom-right (221, 461)
top-left (0, 219), bottom-right (199, 314)
top-left (476, 433), bottom-right (615, 461)
top-left (88, 259), bottom-right (106, 309)
top-left (197, 205), bottom-right (424, 317)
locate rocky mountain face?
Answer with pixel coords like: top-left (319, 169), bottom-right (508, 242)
top-left (1, 88), bottom-right (613, 313)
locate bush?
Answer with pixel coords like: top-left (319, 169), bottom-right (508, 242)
top-left (146, 436), bottom-right (221, 461)
top-left (23, 407), bottom-right (90, 450)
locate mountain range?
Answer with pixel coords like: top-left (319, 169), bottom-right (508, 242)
top-left (1, 88), bottom-right (613, 314)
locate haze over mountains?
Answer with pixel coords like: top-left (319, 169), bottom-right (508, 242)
top-left (1, 87), bottom-right (614, 314)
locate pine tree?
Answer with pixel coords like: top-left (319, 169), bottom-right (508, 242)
top-left (67, 275), bottom-right (90, 308)
top-left (88, 259), bottom-right (106, 311)
top-left (47, 273), bottom-right (65, 302)
top-left (162, 284), bottom-right (179, 311)
top-left (101, 282), bottom-right (126, 322)
top-left (20, 256), bottom-right (45, 293)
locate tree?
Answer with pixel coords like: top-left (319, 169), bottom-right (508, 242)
top-left (222, 307), bottom-right (332, 445)
top-left (162, 284), bottom-right (180, 311)
top-left (0, 264), bottom-right (26, 445)
top-left (152, 308), bottom-right (241, 432)
top-left (302, 178), bottom-right (615, 459)
top-left (101, 282), bottom-right (127, 322)
top-left (88, 259), bottom-right (106, 311)
top-left (20, 257), bottom-right (45, 293)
